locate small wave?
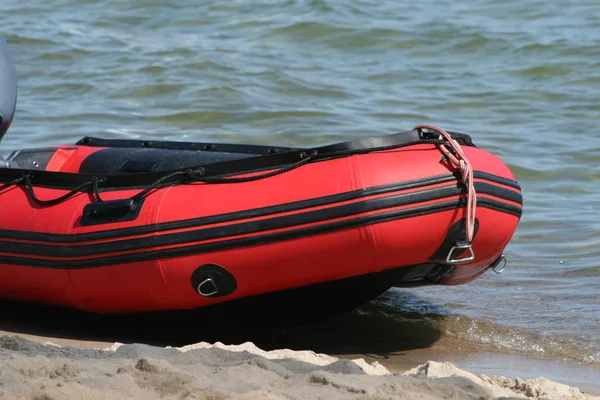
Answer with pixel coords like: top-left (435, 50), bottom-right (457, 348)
top-left (450, 33), bottom-right (496, 51)
top-left (269, 79), bottom-right (351, 99)
top-left (33, 48), bottom-right (94, 62)
top-left (367, 292), bottom-right (600, 366)
top-left (28, 82), bottom-right (96, 96)
top-left (262, 22), bottom-right (355, 41)
top-left (137, 65), bottom-right (168, 75)
top-left (5, 34), bottom-right (57, 47)
top-left (148, 111), bottom-right (235, 124)
top-left (120, 84), bottom-right (187, 98)
top-left (563, 265), bottom-right (600, 279)
top-left (511, 64), bottom-right (573, 78)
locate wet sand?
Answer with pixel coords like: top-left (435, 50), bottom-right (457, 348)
top-left (0, 299), bottom-right (598, 399)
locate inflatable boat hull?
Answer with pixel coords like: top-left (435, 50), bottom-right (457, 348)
top-left (0, 130), bottom-right (522, 315)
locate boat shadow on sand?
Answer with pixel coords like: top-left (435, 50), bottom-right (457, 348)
top-left (0, 289), bottom-right (448, 361)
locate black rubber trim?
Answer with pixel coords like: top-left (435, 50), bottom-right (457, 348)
top-left (0, 174), bottom-right (455, 242)
top-left (0, 181), bottom-right (522, 257)
top-left (473, 171), bottom-right (520, 190)
top-left (0, 129), bottom-right (473, 189)
top-left (4, 183), bottom-right (519, 258)
top-left (478, 200), bottom-right (523, 216)
top-left (0, 172), bottom-right (521, 243)
top-left (74, 129), bottom-right (474, 153)
top-left (475, 182), bottom-right (522, 204)
top-left (0, 183), bottom-right (519, 258)
top-left (0, 183), bottom-right (491, 257)
top-left (76, 136), bottom-right (298, 155)
top-left (0, 197), bottom-right (520, 269)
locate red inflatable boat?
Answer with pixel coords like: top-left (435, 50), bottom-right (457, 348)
top-left (0, 124), bottom-right (523, 315)
top-left (0, 38), bottom-right (522, 318)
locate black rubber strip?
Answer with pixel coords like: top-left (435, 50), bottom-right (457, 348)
top-left (76, 136), bottom-right (299, 155)
top-left (74, 129), bottom-right (474, 153)
top-left (0, 172), bottom-right (521, 243)
top-left (0, 183), bottom-right (465, 257)
top-left (0, 197), bottom-right (520, 269)
top-left (0, 182), bottom-right (521, 258)
top-left (473, 171), bottom-right (520, 190)
top-left (474, 182), bottom-right (522, 204)
top-left (0, 130), bottom-right (426, 188)
top-left (0, 129), bottom-right (478, 189)
top-left (0, 173), bottom-right (455, 242)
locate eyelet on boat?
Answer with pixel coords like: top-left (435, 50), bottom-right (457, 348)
top-left (446, 241), bottom-right (475, 264)
top-left (492, 255), bottom-right (507, 274)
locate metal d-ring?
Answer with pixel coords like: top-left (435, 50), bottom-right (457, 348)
top-left (492, 255), bottom-right (507, 274)
top-left (197, 277), bottom-right (219, 297)
top-left (446, 241), bottom-right (476, 264)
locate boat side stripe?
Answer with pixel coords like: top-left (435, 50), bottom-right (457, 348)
top-left (0, 197), bottom-right (520, 269)
top-left (0, 183), bottom-right (521, 258)
top-left (473, 171), bottom-right (520, 190)
top-left (0, 172), bottom-right (521, 243)
top-left (1, 183), bottom-right (462, 257)
top-left (0, 174), bottom-right (456, 242)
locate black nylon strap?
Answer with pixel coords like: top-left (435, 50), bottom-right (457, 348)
top-left (0, 129), bottom-right (474, 189)
top-left (75, 136), bottom-right (298, 154)
top-left (315, 129), bottom-right (423, 153)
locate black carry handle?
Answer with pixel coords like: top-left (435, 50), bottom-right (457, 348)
top-left (80, 198), bottom-right (145, 226)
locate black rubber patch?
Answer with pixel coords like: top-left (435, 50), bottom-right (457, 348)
top-left (429, 217), bottom-right (480, 262)
top-left (191, 264), bottom-right (237, 298)
top-left (80, 198), bottom-right (145, 226)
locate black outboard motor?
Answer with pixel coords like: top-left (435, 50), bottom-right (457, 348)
top-left (0, 35), bottom-right (17, 142)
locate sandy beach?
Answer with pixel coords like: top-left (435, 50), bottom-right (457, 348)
top-left (0, 300), bottom-right (597, 400)
top-left (2, 0), bottom-right (600, 398)
top-left (0, 332), bottom-right (596, 400)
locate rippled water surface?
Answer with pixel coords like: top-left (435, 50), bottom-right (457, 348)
top-left (2, 0), bottom-right (600, 370)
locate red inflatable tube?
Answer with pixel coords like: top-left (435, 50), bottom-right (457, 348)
top-left (0, 127), bottom-right (522, 315)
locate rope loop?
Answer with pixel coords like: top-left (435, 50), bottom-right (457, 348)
top-left (414, 124), bottom-right (476, 243)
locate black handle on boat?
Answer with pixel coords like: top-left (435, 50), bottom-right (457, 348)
top-left (80, 198), bottom-right (145, 226)
top-left (0, 35), bottom-right (17, 143)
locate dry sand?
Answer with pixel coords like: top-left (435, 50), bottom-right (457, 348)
top-left (0, 299), bottom-right (597, 399)
top-left (0, 334), bottom-right (596, 400)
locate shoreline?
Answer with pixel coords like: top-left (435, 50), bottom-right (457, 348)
top-left (6, 329), bottom-right (597, 396)
top-left (0, 300), bottom-right (598, 398)
top-left (0, 331), bottom-right (598, 399)
top-left (339, 349), bottom-right (600, 397)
